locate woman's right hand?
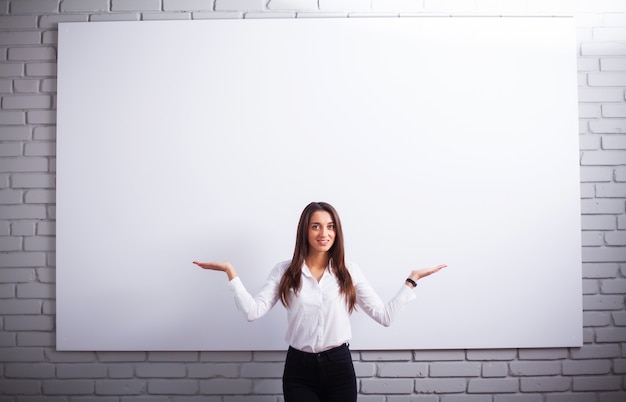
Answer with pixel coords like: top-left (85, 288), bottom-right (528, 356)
top-left (193, 261), bottom-right (238, 281)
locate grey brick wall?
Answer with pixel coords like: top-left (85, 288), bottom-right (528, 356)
top-left (1, 0), bottom-right (625, 400)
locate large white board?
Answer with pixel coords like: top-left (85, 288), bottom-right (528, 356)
top-left (56, 17), bottom-right (581, 351)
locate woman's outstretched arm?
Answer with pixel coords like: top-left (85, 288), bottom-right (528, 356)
top-left (193, 261), bottom-right (238, 281)
top-left (192, 260), bottom-right (284, 321)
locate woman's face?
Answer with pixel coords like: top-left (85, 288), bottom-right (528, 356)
top-left (307, 210), bottom-right (336, 255)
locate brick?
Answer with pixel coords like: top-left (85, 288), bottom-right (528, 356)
top-left (509, 361), bottom-right (561, 376)
top-left (605, 231), bottom-right (626, 246)
top-left (108, 364), bottom-right (134, 378)
top-left (579, 103), bottom-right (600, 119)
top-left (0, 32), bottom-right (41, 46)
top-left (0, 267), bottom-right (36, 282)
top-left (413, 378), bottom-right (466, 393)
top-left (0, 63), bottom-right (23, 78)
top-left (582, 231), bottom-right (603, 246)
top-left (161, 0), bottom-right (216, 11)
top-left (360, 379), bottom-right (414, 394)
top-left (11, 173), bottom-right (55, 188)
top-left (8, 47), bottom-right (56, 61)
top-left (0, 125), bottom-right (30, 139)
top-left (252, 351), bottom-right (289, 362)
top-left (468, 378), bottom-right (518, 393)
top-left (0, 15), bottom-right (38, 29)
top-left (17, 331), bottom-right (55, 346)
top-left (0, 235), bottom-right (21, 251)
top-left (596, 327), bottom-right (626, 342)
top-left (482, 362), bottom-right (507, 377)
top-left (590, 120), bottom-right (626, 134)
top-left (583, 295), bottom-right (624, 310)
top-left (27, 110), bottom-right (56, 124)
top-left (571, 344), bottom-right (621, 359)
top-left (43, 380), bottom-right (94, 395)
top-left (14, 79), bottom-right (40, 93)
top-left (39, 14), bottom-right (89, 29)
top-left (240, 362), bottom-right (284, 378)
top-left (0, 331), bottom-right (16, 346)
top-left (268, 0), bottom-right (317, 11)
top-left (613, 311), bottom-right (626, 325)
top-left (581, 151), bottom-right (626, 165)
top-left (33, 126), bottom-right (56, 140)
top-left (520, 377), bottom-right (570, 392)
top-left (0, 205), bottom-right (46, 219)
top-left (544, 394), bottom-right (598, 402)
top-left (582, 263), bottom-right (620, 278)
top-left (0, 379), bottom-right (42, 395)
top-left (111, 0), bottom-right (161, 11)
top-left (583, 311), bottom-right (611, 326)
top-left (0, 112), bottom-right (24, 125)
top-left (0, 282), bottom-right (15, 297)
top-left (581, 215), bottom-right (615, 230)
top-left (0, 347), bottom-right (44, 362)
top-left (587, 73), bottom-right (626, 87)
top-left (215, 0), bottom-right (265, 11)
top-left (594, 27), bottom-right (626, 41)
top-left (377, 362), bottom-right (427, 377)
top-left (60, 0), bottom-right (109, 12)
top-left (583, 246), bottom-right (626, 263)
top-left (11, 221), bottom-right (36, 236)
top-left (135, 363), bottom-right (186, 378)
top-left (602, 105), bottom-right (626, 118)
top-left (2, 94), bottom-right (51, 109)
top-left (4, 315), bottom-right (54, 330)
top-left (187, 363), bottom-right (239, 378)
top-left (573, 376), bottom-right (622, 391)
top-left (95, 380), bottom-right (146, 395)
top-left (597, 183), bottom-right (626, 197)
top-left (493, 395), bottom-right (542, 402)
top-left (602, 135), bottom-right (626, 149)
top-left (353, 362), bottom-right (376, 377)
top-left (563, 359), bottom-right (611, 375)
top-left (577, 87), bottom-right (624, 102)
top-left (581, 199), bottom-right (625, 214)
top-left (601, 58), bottom-right (626, 71)
top-left (25, 62), bottom-right (57, 77)
top-left (0, 300), bottom-right (41, 315)
top-left (97, 351), bottom-right (147, 362)
top-left (5, 363), bottom-right (55, 378)
top-left (40, 78), bottom-right (56, 93)
top-left (199, 379), bottom-right (253, 394)
top-left (148, 351), bottom-right (198, 362)
top-left (360, 351), bottom-right (412, 361)
top-left (582, 43), bottom-right (626, 56)
top-left (57, 364), bottom-right (107, 379)
top-left (142, 12), bottom-right (191, 20)
top-left (26, 189), bottom-right (56, 204)
top-left (148, 380), bottom-right (198, 394)
top-left (430, 362), bottom-right (480, 377)
top-left (0, 189), bottom-right (22, 203)
top-left (24, 235), bottom-right (55, 251)
top-left (0, 157), bottom-right (48, 172)
top-left (583, 278), bottom-right (600, 294)
top-left (45, 349), bottom-right (97, 363)
top-left (17, 282), bottom-right (55, 298)
top-left (11, 0), bottom-right (59, 13)
top-left (90, 13), bottom-right (141, 21)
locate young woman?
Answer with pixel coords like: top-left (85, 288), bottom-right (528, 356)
top-left (193, 201), bottom-right (446, 402)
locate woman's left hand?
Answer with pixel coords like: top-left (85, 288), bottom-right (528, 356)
top-left (409, 264), bottom-right (447, 283)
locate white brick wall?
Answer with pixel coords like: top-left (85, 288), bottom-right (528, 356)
top-left (0, 0), bottom-right (624, 400)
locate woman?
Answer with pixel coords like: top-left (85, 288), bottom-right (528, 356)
top-left (193, 201), bottom-right (446, 402)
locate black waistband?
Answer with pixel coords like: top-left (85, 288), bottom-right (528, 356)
top-left (288, 343), bottom-right (349, 357)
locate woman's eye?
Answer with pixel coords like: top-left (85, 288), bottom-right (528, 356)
top-left (312, 225), bottom-right (319, 230)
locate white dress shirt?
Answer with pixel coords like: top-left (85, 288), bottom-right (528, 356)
top-left (228, 260), bottom-right (416, 353)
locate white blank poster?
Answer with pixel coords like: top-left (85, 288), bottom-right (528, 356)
top-left (56, 17), bottom-right (581, 351)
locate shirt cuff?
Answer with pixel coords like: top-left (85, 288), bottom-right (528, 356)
top-left (400, 283), bottom-right (417, 301)
top-left (229, 276), bottom-right (245, 292)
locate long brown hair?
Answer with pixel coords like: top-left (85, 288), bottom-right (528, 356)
top-left (279, 202), bottom-right (357, 313)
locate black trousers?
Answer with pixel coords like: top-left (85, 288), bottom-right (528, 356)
top-left (282, 343), bottom-right (357, 402)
